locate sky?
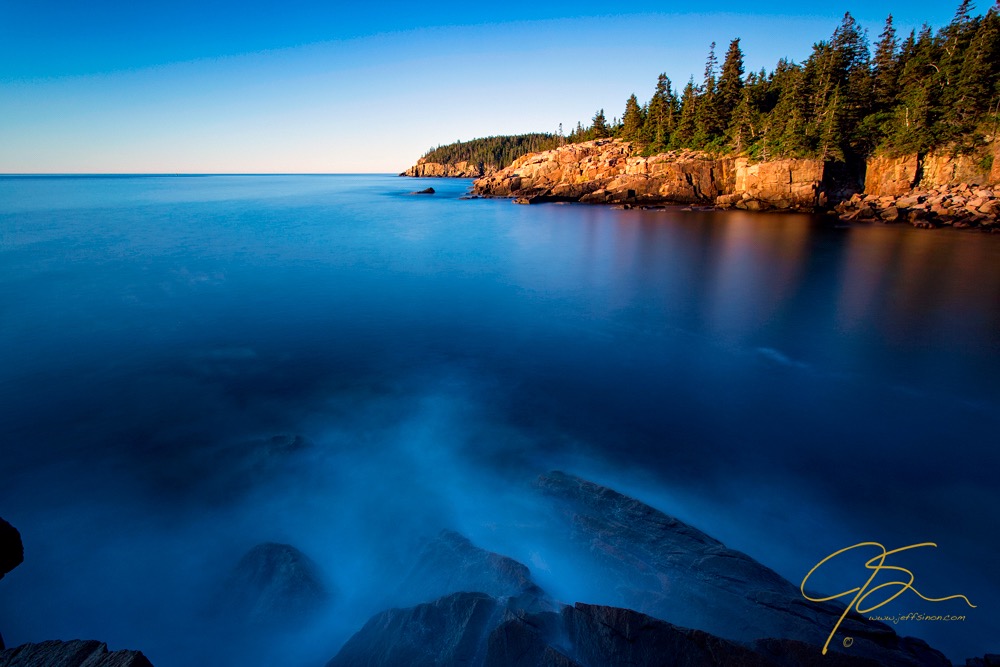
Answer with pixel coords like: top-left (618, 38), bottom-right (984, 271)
top-left (0, 1), bottom-right (964, 173)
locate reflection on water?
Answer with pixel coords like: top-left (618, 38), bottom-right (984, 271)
top-left (0, 175), bottom-right (997, 664)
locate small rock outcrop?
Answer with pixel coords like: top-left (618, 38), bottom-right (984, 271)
top-left (0, 518), bottom-right (22, 581)
top-left (219, 542), bottom-right (328, 623)
top-left (401, 160), bottom-right (489, 178)
top-left (0, 640), bottom-right (153, 667)
top-left (410, 187), bottom-right (436, 195)
top-left (398, 530), bottom-right (547, 608)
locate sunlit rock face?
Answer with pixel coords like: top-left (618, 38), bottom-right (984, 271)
top-left (327, 473), bottom-right (951, 667)
top-left (218, 542), bottom-right (329, 624)
top-left (401, 160), bottom-right (490, 178)
top-left (473, 139), bottom-right (827, 210)
top-left (0, 640), bottom-right (153, 667)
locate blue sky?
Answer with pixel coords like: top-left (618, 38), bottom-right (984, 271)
top-left (0, 1), bottom-right (962, 172)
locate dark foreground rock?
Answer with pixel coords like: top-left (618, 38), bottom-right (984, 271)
top-left (219, 542), bottom-right (328, 623)
top-left (0, 518), bottom-right (22, 581)
top-left (411, 187), bottom-right (436, 194)
top-left (535, 472), bottom-right (948, 667)
top-left (0, 640), bottom-right (153, 667)
top-left (328, 592), bottom-right (890, 667)
top-left (328, 473), bottom-right (953, 667)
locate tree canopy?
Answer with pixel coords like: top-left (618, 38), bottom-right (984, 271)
top-left (567, 3), bottom-right (1000, 161)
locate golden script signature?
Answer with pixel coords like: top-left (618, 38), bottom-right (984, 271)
top-left (800, 542), bottom-right (976, 655)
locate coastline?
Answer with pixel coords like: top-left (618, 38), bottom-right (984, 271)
top-left (403, 139), bottom-right (1000, 232)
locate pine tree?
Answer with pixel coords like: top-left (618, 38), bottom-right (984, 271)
top-left (591, 109), bottom-right (610, 139)
top-left (694, 42), bottom-right (723, 145)
top-left (621, 94), bottom-right (645, 141)
top-left (718, 38), bottom-right (745, 133)
top-left (643, 74), bottom-right (675, 149)
top-left (872, 15), bottom-right (900, 110)
top-left (674, 78), bottom-right (699, 147)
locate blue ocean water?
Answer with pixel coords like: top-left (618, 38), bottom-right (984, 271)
top-left (0, 174), bottom-right (997, 664)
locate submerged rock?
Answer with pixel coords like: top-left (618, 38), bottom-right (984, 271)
top-left (220, 542), bottom-right (328, 623)
top-left (0, 640), bottom-right (153, 667)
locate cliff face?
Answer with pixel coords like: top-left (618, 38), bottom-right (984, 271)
top-left (834, 148), bottom-right (1000, 230)
top-left (473, 139), bottom-right (826, 210)
top-left (864, 148), bottom-right (999, 196)
top-left (400, 159), bottom-right (490, 178)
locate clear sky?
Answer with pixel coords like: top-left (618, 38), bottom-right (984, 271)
top-left (0, 1), bottom-right (963, 173)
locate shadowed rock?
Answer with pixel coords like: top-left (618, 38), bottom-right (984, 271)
top-left (220, 542), bottom-right (328, 624)
top-left (328, 592), bottom-right (506, 667)
top-left (0, 518), bottom-right (22, 581)
top-left (327, 593), bottom-right (890, 667)
top-left (0, 640), bottom-right (153, 667)
top-left (535, 471), bottom-right (949, 667)
top-left (398, 530), bottom-right (548, 609)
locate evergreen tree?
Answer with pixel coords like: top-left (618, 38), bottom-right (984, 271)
top-left (621, 94), bottom-right (645, 141)
top-left (718, 38), bottom-right (745, 130)
top-left (674, 78), bottom-right (699, 147)
top-left (695, 42), bottom-right (724, 145)
top-left (591, 109), bottom-right (610, 139)
top-left (643, 73), bottom-right (675, 149)
top-left (872, 15), bottom-right (900, 109)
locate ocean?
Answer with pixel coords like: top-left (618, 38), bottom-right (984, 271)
top-left (1, 174), bottom-right (997, 665)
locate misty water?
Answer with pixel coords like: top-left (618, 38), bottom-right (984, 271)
top-left (1, 175), bottom-right (997, 665)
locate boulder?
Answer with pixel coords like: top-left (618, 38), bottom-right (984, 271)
top-left (410, 187), bottom-right (435, 195)
top-left (0, 640), bottom-right (153, 667)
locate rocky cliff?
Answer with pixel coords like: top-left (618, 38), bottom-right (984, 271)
top-left (472, 139), bottom-right (827, 210)
top-left (833, 148), bottom-right (1000, 230)
top-left (401, 159), bottom-right (491, 178)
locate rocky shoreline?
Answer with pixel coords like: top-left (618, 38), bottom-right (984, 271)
top-left (404, 139), bottom-right (1000, 231)
top-left (834, 184), bottom-right (999, 231)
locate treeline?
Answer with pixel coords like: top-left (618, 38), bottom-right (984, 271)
top-left (420, 134), bottom-right (562, 171)
top-left (568, 1), bottom-right (1000, 162)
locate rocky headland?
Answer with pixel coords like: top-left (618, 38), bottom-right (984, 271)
top-left (401, 159), bottom-right (493, 178)
top-left (405, 139), bottom-right (1000, 231)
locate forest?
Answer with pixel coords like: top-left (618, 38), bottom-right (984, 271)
top-left (569, 1), bottom-right (999, 165)
top-left (418, 1), bottom-right (999, 171)
top-left (418, 134), bottom-right (561, 172)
